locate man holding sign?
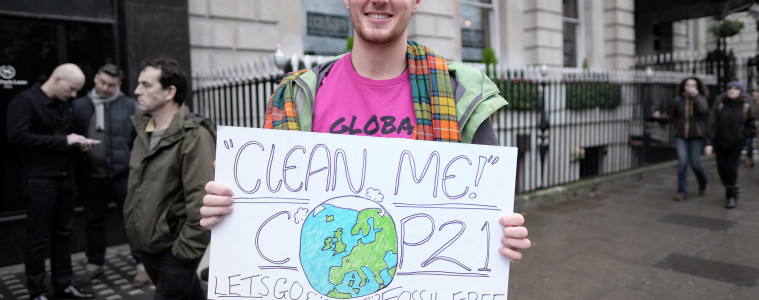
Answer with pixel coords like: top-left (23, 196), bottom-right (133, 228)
top-left (201, 0), bottom-right (530, 296)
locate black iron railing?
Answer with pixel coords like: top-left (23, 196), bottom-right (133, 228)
top-left (192, 66), bottom-right (717, 193)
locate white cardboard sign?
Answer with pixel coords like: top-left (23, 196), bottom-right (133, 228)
top-left (208, 126), bottom-right (518, 300)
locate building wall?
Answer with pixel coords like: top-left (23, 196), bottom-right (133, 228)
top-left (187, 0), bottom-right (638, 74)
top-left (603, 0), bottom-right (635, 68)
top-left (724, 11), bottom-right (759, 58)
top-left (522, 0), bottom-right (563, 66)
top-left (408, 1), bottom-right (460, 61)
top-left (637, 11), bottom-right (758, 61)
top-left (188, 0), bottom-right (302, 74)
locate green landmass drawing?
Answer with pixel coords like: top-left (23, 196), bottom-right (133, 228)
top-left (328, 209), bottom-right (397, 287)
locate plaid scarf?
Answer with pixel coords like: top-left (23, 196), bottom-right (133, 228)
top-left (264, 40), bottom-right (461, 143)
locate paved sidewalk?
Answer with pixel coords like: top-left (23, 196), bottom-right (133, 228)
top-left (508, 159), bottom-right (759, 299)
top-left (0, 245), bottom-right (154, 299)
top-left (1, 158), bottom-right (756, 299)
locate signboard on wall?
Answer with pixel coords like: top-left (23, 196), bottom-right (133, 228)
top-left (307, 12), bottom-right (351, 38)
top-left (301, 0), bottom-right (353, 56)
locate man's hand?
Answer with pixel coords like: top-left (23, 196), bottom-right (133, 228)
top-left (66, 133), bottom-right (87, 145)
top-left (66, 133), bottom-right (99, 151)
top-left (498, 213), bottom-right (531, 262)
top-left (199, 181), bottom-right (234, 229)
top-left (704, 145), bottom-right (713, 156)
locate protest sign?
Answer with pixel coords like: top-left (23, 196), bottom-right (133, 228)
top-left (208, 126), bottom-right (517, 300)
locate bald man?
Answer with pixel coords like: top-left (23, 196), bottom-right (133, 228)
top-left (7, 63), bottom-right (96, 300)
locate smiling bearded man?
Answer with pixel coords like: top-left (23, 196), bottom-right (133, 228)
top-left (200, 0), bottom-right (532, 263)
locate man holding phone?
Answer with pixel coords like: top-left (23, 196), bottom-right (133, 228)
top-left (7, 63), bottom-right (96, 300)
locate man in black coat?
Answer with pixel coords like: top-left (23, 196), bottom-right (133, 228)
top-left (71, 64), bottom-right (148, 287)
top-left (6, 63), bottom-right (96, 300)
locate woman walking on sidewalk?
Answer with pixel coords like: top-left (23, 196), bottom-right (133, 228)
top-left (706, 81), bottom-right (757, 209)
top-left (654, 77), bottom-right (710, 201)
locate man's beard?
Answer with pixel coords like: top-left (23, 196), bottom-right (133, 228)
top-left (352, 18), bottom-right (406, 45)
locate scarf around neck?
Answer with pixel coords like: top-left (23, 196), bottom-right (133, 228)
top-left (264, 40), bottom-right (461, 143)
top-left (88, 88), bottom-right (122, 131)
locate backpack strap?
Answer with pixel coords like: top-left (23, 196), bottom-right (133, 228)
top-left (718, 101), bottom-right (751, 122)
top-left (184, 112), bottom-right (217, 140)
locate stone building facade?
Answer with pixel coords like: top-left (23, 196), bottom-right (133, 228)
top-left (187, 0), bottom-right (638, 73)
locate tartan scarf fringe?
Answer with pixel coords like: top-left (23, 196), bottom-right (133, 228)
top-left (264, 41), bottom-right (461, 143)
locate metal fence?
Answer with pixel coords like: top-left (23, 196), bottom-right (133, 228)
top-left (192, 59), bottom-right (717, 194)
top-left (635, 50), bottom-right (756, 93)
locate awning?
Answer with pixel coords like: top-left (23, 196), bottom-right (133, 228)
top-left (636, 0), bottom-right (757, 23)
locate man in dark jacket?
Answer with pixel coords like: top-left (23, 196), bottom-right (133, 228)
top-left (705, 81), bottom-right (758, 208)
top-left (124, 58), bottom-right (214, 299)
top-left (71, 64), bottom-right (148, 287)
top-left (6, 63), bottom-right (95, 300)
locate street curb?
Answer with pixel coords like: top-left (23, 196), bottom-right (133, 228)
top-left (514, 157), bottom-right (716, 212)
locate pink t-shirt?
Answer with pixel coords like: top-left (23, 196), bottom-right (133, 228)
top-left (312, 53), bottom-right (416, 139)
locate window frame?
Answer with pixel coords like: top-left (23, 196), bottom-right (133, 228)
top-left (460, 0), bottom-right (500, 63)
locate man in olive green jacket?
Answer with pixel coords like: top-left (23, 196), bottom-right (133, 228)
top-left (124, 58), bottom-right (214, 299)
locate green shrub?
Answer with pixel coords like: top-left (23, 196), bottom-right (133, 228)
top-left (709, 19), bottom-right (744, 38)
top-left (482, 47), bottom-right (498, 78)
top-left (565, 82), bottom-right (622, 110)
top-left (498, 78), bottom-right (543, 111)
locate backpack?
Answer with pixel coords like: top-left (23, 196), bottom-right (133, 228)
top-left (184, 112), bottom-right (217, 141)
top-left (718, 99), bottom-right (751, 121)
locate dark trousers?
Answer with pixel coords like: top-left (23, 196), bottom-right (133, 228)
top-left (79, 176), bottom-right (142, 265)
top-left (142, 251), bottom-right (205, 300)
top-left (715, 146), bottom-right (743, 186)
top-left (23, 177), bottom-right (76, 297)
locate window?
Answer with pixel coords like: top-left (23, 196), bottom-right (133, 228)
top-left (563, 0), bottom-right (581, 67)
top-left (461, 0), bottom-right (496, 62)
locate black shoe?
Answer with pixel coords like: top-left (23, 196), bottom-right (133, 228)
top-left (725, 185), bottom-right (738, 209)
top-left (725, 197), bottom-right (737, 209)
top-left (55, 285), bottom-right (94, 299)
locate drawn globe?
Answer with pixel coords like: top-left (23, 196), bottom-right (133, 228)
top-left (300, 195), bottom-right (398, 298)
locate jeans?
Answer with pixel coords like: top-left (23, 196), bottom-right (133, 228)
top-left (23, 177), bottom-right (76, 298)
top-left (79, 176), bottom-right (142, 266)
top-left (142, 251), bottom-right (205, 300)
top-left (675, 137), bottom-right (708, 196)
top-left (715, 146), bottom-right (743, 186)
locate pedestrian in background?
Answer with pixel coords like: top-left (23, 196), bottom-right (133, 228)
top-left (6, 63), bottom-right (95, 300)
top-left (743, 89), bottom-right (759, 167)
top-left (653, 76), bottom-right (710, 201)
top-left (71, 64), bottom-right (149, 287)
top-left (124, 58), bottom-right (215, 299)
top-left (705, 80), bottom-right (757, 209)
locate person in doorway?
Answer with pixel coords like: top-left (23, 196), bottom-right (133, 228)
top-left (705, 80), bottom-right (757, 209)
top-left (124, 58), bottom-right (215, 299)
top-left (6, 63), bottom-right (96, 300)
top-left (71, 64), bottom-right (149, 287)
top-left (653, 77), bottom-right (710, 201)
top-left (198, 0), bottom-right (531, 262)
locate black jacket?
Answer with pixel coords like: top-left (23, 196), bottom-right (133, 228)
top-left (72, 93), bottom-right (137, 178)
top-left (662, 94), bottom-right (709, 139)
top-left (707, 93), bottom-right (758, 149)
top-left (6, 84), bottom-right (78, 178)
